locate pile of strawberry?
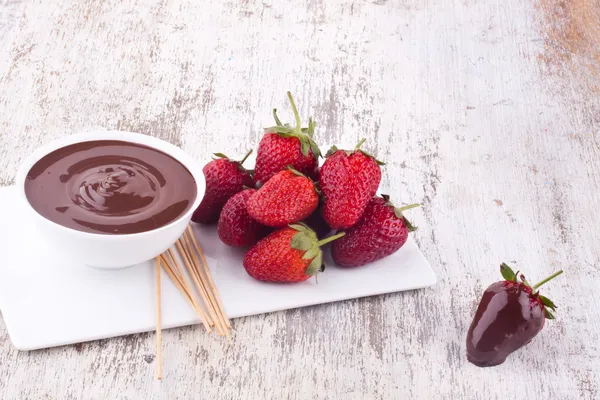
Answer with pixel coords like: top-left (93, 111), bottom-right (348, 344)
top-left (191, 92), bottom-right (419, 283)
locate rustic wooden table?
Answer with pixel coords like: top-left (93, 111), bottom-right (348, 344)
top-left (1, 1), bottom-right (599, 399)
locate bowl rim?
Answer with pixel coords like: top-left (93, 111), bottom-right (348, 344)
top-left (15, 130), bottom-right (205, 239)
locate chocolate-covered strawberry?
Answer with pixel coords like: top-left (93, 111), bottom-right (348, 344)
top-left (331, 195), bottom-right (418, 267)
top-left (243, 223), bottom-right (344, 283)
top-left (254, 92), bottom-right (320, 185)
top-left (247, 169), bottom-right (319, 227)
top-left (320, 139), bottom-right (383, 229)
top-left (218, 189), bottom-right (271, 247)
top-left (192, 150), bottom-right (253, 224)
top-left (466, 264), bottom-right (563, 367)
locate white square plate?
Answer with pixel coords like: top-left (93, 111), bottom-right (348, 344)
top-left (0, 186), bottom-right (436, 350)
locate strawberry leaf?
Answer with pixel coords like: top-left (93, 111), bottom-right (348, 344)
top-left (300, 138), bottom-right (310, 157)
top-left (395, 203), bottom-right (420, 232)
top-left (291, 232), bottom-right (313, 251)
top-left (358, 149), bottom-right (385, 165)
top-left (384, 197), bottom-right (418, 232)
top-left (303, 247), bottom-right (320, 260)
top-left (545, 309), bottom-right (555, 320)
top-left (289, 223), bottom-right (318, 250)
top-left (308, 117), bottom-right (316, 137)
top-left (539, 295), bottom-right (557, 311)
top-left (308, 137), bottom-right (322, 158)
top-left (326, 140), bottom-right (385, 164)
top-left (287, 167), bottom-right (307, 178)
top-left (319, 261), bottom-right (326, 273)
top-left (326, 145), bottom-right (339, 157)
top-left (519, 273), bottom-right (531, 287)
top-left (500, 263), bottom-right (517, 281)
top-left (264, 125), bottom-right (295, 135)
top-left (238, 149), bottom-right (253, 166)
top-left (290, 223), bottom-right (312, 233)
top-left (402, 216), bottom-right (417, 232)
top-left (213, 153), bottom-right (229, 159)
top-left (305, 251), bottom-right (323, 276)
top-left (268, 93), bottom-right (319, 157)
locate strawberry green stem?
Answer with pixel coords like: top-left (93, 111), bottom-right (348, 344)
top-left (240, 149), bottom-right (253, 165)
top-left (287, 91), bottom-right (302, 134)
top-left (533, 270), bottom-right (563, 290)
top-left (273, 109), bottom-right (283, 126)
top-left (399, 203), bottom-right (420, 212)
top-left (316, 232), bottom-right (345, 247)
top-left (308, 117), bottom-right (315, 138)
top-left (355, 138), bottom-right (367, 149)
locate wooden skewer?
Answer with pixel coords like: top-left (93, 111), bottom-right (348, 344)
top-left (154, 227), bottom-right (232, 352)
top-left (180, 235), bottom-right (229, 337)
top-left (186, 226), bottom-right (231, 329)
top-left (166, 249), bottom-right (186, 282)
top-left (177, 239), bottom-right (215, 312)
top-left (154, 227), bottom-right (237, 379)
top-left (176, 238), bottom-right (211, 307)
top-left (155, 257), bottom-right (163, 381)
top-left (164, 249), bottom-right (215, 328)
top-left (176, 240), bottom-right (225, 336)
top-left (185, 228), bottom-right (231, 334)
top-left (160, 252), bottom-right (213, 332)
top-left (160, 254), bottom-right (193, 304)
top-left (159, 255), bottom-right (188, 298)
top-left (182, 233), bottom-right (230, 337)
top-left (159, 254), bottom-right (211, 330)
top-left (185, 234), bottom-right (231, 343)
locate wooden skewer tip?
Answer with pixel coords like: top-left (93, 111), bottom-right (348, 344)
top-left (155, 257), bottom-right (163, 381)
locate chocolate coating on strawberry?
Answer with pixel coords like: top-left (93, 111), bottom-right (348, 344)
top-left (466, 264), bottom-right (563, 367)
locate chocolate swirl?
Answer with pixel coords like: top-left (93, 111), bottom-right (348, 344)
top-left (25, 140), bottom-right (197, 234)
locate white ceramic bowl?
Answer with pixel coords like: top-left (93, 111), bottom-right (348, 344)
top-left (15, 131), bottom-right (205, 269)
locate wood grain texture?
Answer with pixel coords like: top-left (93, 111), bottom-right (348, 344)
top-left (1, 0), bottom-right (599, 399)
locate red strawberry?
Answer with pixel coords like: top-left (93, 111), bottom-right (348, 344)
top-left (192, 150), bottom-right (254, 224)
top-left (243, 224), bottom-right (345, 283)
top-left (247, 169), bottom-right (319, 227)
top-left (331, 195), bottom-right (418, 267)
top-left (466, 264), bottom-right (563, 367)
top-left (320, 139), bottom-right (383, 229)
top-left (218, 189), bottom-right (271, 247)
top-left (254, 92), bottom-right (321, 185)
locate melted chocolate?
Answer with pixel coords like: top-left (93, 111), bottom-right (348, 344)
top-left (466, 281), bottom-right (545, 367)
top-left (25, 140), bottom-right (197, 234)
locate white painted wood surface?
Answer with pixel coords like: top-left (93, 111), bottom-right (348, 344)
top-left (0, 0), bottom-right (599, 399)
